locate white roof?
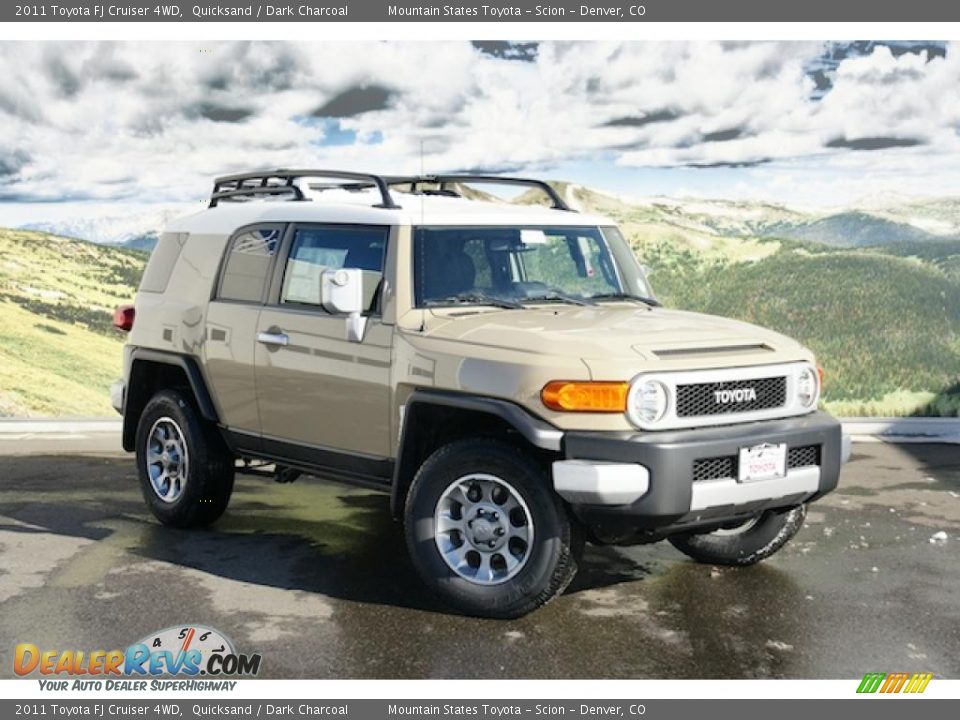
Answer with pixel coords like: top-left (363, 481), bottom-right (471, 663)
top-left (165, 190), bottom-right (613, 234)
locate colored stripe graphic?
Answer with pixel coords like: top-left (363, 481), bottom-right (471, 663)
top-left (857, 672), bottom-right (932, 694)
top-left (907, 673), bottom-right (933, 694)
top-left (857, 673), bottom-right (886, 693)
top-left (879, 673), bottom-right (897, 693)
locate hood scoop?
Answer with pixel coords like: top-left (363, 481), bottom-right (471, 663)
top-left (652, 343), bottom-right (773, 359)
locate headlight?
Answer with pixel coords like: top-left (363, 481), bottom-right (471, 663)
top-left (629, 379), bottom-right (669, 426)
top-left (796, 365), bottom-right (819, 408)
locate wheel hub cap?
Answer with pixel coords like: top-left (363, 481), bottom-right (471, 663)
top-left (145, 417), bottom-right (189, 504)
top-left (434, 473), bottom-right (535, 586)
top-left (467, 507), bottom-right (507, 550)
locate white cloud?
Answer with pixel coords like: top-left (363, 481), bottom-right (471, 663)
top-left (0, 41), bottom-right (957, 207)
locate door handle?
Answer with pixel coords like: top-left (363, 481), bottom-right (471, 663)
top-left (257, 331), bottom-right (289, 347)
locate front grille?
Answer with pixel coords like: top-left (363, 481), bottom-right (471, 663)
top-left (787, 444), bottom-right (820, 469)
top-left (676, 376), bottom-right (786, 417)
top-left (693, 444), bottom-right (822, 483)
top-left (693, 455), bottom-right (738, 482)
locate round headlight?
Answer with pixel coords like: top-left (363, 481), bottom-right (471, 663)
top-left (797, 366), bottom-right (819, 407)
top-left (630, 379), bottom-right (669, 425)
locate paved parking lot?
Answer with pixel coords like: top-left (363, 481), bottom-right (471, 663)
top-left (0, 433), bottom-right (958, 679)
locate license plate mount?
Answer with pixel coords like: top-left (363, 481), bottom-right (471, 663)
top-left (738, 442), bottom-right (787, 483)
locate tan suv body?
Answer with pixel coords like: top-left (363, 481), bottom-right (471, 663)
top-left (112, 170), bottom-right (848, 618)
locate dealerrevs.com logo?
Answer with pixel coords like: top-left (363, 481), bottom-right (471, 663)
top-left (14, 625), bottom-right (261, 690)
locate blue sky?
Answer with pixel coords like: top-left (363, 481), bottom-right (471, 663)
top-left (1, 40), bottom-right (958, 226)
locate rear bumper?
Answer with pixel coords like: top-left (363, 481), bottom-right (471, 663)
top-left (110, 379), bottom-right (125, 416)
top-left (553, 411), bottom-right (845, 539)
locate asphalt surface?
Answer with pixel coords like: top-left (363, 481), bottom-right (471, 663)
top-left (0, 433), bottom-right (958, 679)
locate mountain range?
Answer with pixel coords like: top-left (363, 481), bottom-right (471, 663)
top-left (19, 204), bottom-right (200, 251)
top-left (527, 185), bottom-right (960, 248)
top-left (16, 191), bottom-right (960, 252)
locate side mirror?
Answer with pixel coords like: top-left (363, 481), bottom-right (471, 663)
top-left (321, 268), bottom-right (369, 343)
top-left (321, 268), bottom-right (366, 314)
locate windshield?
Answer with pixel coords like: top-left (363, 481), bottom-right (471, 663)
top-left (414, 225), bottom-right (652, 308)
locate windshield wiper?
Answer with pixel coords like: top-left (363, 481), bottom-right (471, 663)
top-left (522, 290), bottom-right (596, 306)
top-left (589, 292), bottom-right (660, 307)
top-left (429, 292), bottom-right (524, 310)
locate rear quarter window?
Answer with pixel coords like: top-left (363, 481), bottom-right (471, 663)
top-left (217, 226), bottom-right (282, 303)
top-left (138, 232), bottom-right (186, 294)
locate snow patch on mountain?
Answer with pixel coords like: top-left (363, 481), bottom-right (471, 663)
top-left (19, 204), bottom-right (199, 249)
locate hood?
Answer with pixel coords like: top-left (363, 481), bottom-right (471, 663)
top-left (418, 304), bottom-right (807, 368)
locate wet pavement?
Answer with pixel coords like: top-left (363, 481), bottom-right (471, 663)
top-left (0, 435), bottom-right (958, 679)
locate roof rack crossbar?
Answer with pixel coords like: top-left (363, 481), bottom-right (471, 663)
top-left (209, 170), bottom-right (571, 212)
top-left (385, 174), bottom-right (573, 212)
top-left (210, 185), bottom-right (304, 206)
top-left (209, 169), bottom-right (400, 209)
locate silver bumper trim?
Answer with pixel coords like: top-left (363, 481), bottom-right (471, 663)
top-left (690, 466), bottom-right (820, 512)
top-left (552, 460), bottom-right (650, 506)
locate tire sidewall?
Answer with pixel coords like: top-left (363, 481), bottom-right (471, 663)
top-left (405, 440), bottom-right (571, 615)
top-left (672, 505), bottom-right (807, 565)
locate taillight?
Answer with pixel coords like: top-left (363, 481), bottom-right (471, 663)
top-left (113, 305), bottom-right (135, 332)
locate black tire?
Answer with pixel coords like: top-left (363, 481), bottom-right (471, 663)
top-left (135, 389), bottom-right (234, 528)
top-left (668, 505), bottom-right (807, 566)
top-left (404, 438), bottom-right (582, 619)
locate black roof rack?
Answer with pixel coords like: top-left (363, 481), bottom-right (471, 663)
top-left (387, 175), bottom-right (573, 212)
top-left (209, 169), bottom-right (400, 209)
top-left (209, 169), bottom-right (573, 212)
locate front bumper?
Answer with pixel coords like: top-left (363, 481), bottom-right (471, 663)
top-left (553, 411), bottom-right (845, 539)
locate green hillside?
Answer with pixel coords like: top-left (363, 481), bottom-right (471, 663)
top-left (0, 228), bottom-right (145, 416)
top-left (649, 245), bottom-right (960, 416)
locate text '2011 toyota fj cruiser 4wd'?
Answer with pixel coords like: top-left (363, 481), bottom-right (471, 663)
top-left (112, 169), bottom-right (849, 618)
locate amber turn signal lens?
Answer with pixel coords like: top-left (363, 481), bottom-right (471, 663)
top-left (817, 365), bottom-right (825, 387)
top-left (541, 381), bottom-right (629, 412)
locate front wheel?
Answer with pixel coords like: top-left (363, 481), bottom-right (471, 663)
top-left (668, 505), bottom-right (807, 566)
top-left (404, 439), bottom-right (582, 619)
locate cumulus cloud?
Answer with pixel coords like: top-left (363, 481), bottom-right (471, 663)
top-left (0, 40), bottom-right (956, 205)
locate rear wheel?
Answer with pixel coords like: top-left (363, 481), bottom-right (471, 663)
top-left (668, 505), bottom-right (807, 566)
top-left (135, 389), bottom-right (234, 528)
top-left (404, 438), bottom-right (582, 618)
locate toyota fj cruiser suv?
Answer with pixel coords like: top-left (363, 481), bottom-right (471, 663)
top-left (112, 169), bottom-right (849, 618)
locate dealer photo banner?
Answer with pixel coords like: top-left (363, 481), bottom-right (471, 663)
top-left (7, 0), bottom-right (960, 23)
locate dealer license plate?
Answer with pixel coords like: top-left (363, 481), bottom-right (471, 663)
top-left (738, 442), bottom-right (787, 483)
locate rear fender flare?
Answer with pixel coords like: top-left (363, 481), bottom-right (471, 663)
top-left (122, 348), bottom-right (219, 450)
